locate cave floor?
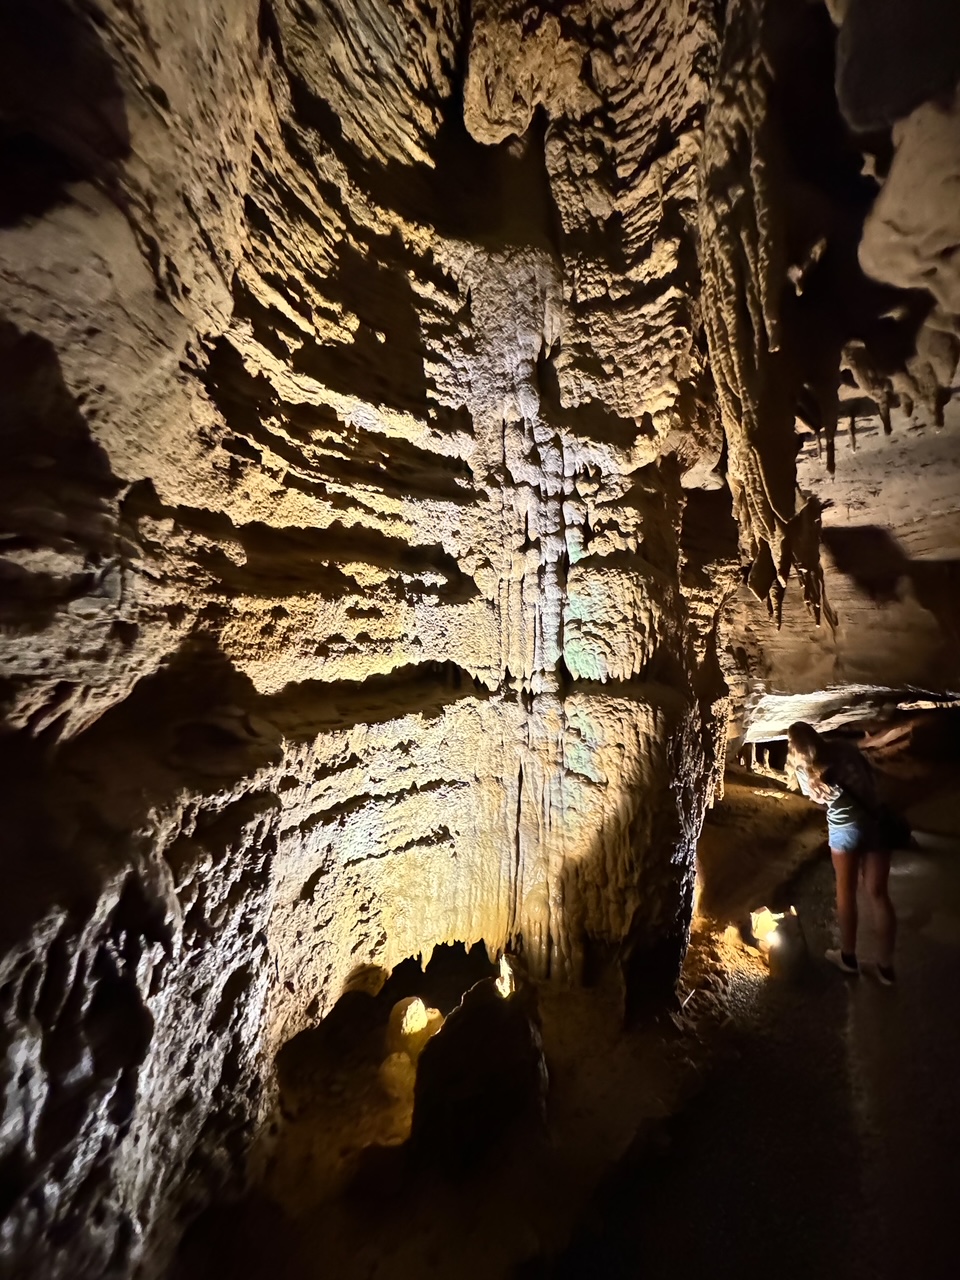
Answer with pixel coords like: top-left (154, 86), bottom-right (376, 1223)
top-left (550, 780), bottom-right (960, 1280)
top-left (173, 774), bottom-right (960, 1280)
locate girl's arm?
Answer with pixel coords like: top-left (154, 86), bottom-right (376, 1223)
top-left (812, 766), bottom-right (842, 804)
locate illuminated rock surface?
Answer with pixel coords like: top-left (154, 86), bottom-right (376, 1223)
top-left (0, 1), bottom-right (957, 1277)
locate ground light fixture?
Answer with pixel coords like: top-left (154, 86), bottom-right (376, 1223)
top-left (749, 905), bottom-right (798, 948)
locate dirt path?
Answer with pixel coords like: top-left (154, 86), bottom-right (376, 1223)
top-left (173, 773), bottom-right (960, 1280)
top-left (547, 788), bottom-right (960, 1280)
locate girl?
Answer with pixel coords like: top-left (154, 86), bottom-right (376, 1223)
top-left (787, 721), bottom-right (896, 984)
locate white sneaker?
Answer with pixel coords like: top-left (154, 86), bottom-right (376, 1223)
top-left (825, 948), bottom-right (859, 975)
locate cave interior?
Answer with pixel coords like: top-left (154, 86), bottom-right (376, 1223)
top-left (2, 1), bottom-right (960, 1278)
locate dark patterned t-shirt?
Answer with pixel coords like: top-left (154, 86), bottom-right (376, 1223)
top-left (823, 739), bottom-right (876, 807)
top-left (797, 738), bottom-right (876, 826)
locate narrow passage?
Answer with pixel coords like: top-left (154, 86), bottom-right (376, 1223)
top-left (551, 783), bottom-right (960, 1280)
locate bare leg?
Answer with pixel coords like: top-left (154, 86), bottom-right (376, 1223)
top-left (862, 849), bottom-right (897, 968)
top-left (831, 849), bottom-right (860, 956)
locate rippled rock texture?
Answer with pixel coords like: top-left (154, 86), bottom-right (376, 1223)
top-left (2, 0), bottom-right (958, 1274)
top-left (0, 2), bottom-right (733, 1274)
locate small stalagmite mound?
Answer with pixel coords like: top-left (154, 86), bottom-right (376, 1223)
top-left (385, 995), bottom-right (445, 1062)
top-left (378, 995), bottom-right (444, 1101)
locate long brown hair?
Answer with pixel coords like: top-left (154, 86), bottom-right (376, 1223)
top-left (788, 720), bottom-right (825, 763)
top-left (787, 721), bottom-right (833, 798)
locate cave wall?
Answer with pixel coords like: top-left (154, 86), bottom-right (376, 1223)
top-left (724, 401), bottom-right (960, 716)
top-left (717, 0), bottom-right (960, 728)
top-left (0, 2), bottom-right (734, 1274)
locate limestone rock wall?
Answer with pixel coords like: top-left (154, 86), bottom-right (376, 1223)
top-left (0, 2), bottom-right (732, 1275)
top-left (699, 0), bottom-right (960, 635)
top-left (713, 0), bottom-right (960, 727)
top-left (722, 404), bottom-right (960, 730)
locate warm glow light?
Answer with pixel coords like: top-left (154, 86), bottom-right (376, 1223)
top-left (750, 907), bottom-right (779, 941)
top-left (496, 954), bottom-right (515, 999)
top-left (379, 1051), bottom-right (416, 1101)
top-left (750, 905), bottom-right (796, 946)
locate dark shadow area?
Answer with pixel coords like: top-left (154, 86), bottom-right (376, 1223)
top-left (544, 856), bottom-right (872, 1280)
top-left (378, 942), bottom-right (497, 1016)
top-left (0, 322), bottom-right (122, 632)
top-left (173, 1194), bottom-right (302, 1280)
top-left (276, 942), bottom-right (497, 1092)
top-left (836, 0), bottom-right (960, 132)
top-left (177, 938), bottom-right (550, 1277)
top-left (248, 1), bottom-right (568, 431)
top-left (824, 525), bottom-right (960, 642)
top-left (535, 341), bottom-right (647, 451)
top-left (759, 0), bottom-right (933, 471)
top-left (170, 693), bottom-right (724, 1280)
top-left (1, 634), bottom-right (489, 946)
top-left (0, 0), bottom-right (130, 226)
top-left (537, 712), bottom-right (960, 1275)
top-left (202, 331), bottom-right (478, 505)
top-left (743, 737), bottom-right (790, 772)
top-left (430, 104), bottom-right (564, 254)
top-left (290, 236), bottom-right (434, 417)
top-left (0, 633), bottom-right (296, 1274)
top-left (909, 561), bottom-right (960, 645)
top-left (680, 485), bottom-right (741, 575)
top-left (240, 98), bottom-right (561, 420)
top-left (0, 124), bottom-right (88, 227)
top-left (278, 39), bottom-right (562, 257)
top-left (125, 479), bottom-right (480, 604)
top-left (823, 524), bottom-right (907, 602)
top-left (545, 761), bottom-right (960, 1280)
top-left (0, 639), bottom-right (277, 950)
top-left (264, 658), bottom-right (490, 739)
top-left (250, 5), bottom-right (563, 428)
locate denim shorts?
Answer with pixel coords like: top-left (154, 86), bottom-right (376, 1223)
top-left (827, 818), bottom-right (873, 853)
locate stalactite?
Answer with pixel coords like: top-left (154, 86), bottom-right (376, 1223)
top-left (698, 0), bottom-right (834, 625)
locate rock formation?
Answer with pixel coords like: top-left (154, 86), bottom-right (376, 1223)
top-left (0, 1), bottom-right (957, 1276)
top-left (720, 0), bottom-right (960, 717)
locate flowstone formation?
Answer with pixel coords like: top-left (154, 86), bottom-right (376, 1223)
top-left (0, 2), bottom-right (732, 1274)
top-left (702, 0), bottom-right (960, 627)
top-left (3, 0), bottom-right (958, 1275)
